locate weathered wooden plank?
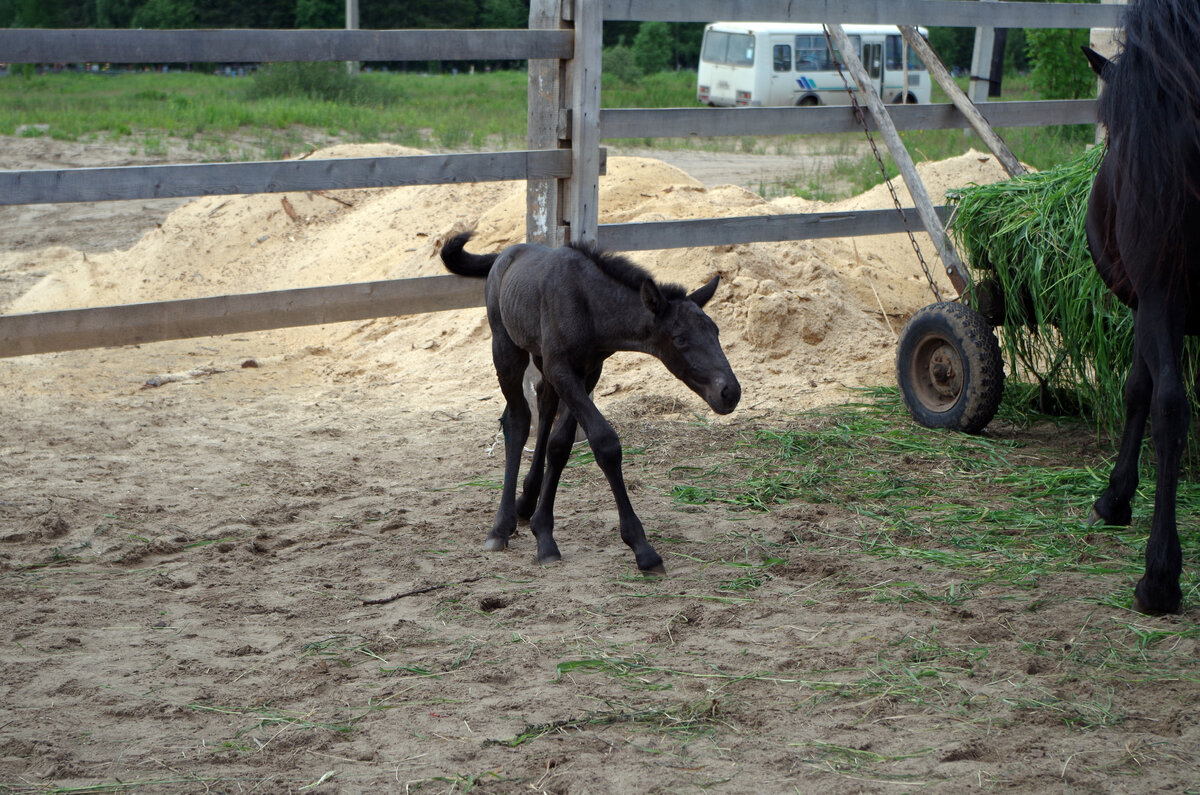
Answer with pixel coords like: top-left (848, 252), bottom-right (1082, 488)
top-left (0, 28), bottom-right (573, 64)
top-left (827, 23), bottom-right (967, 294)
top-left (526, 0), bottom-right (568, 248)
top-left (566, 0), bottom-right (602, 245)
top-left (598, 207), bottom-right (949, 251)
top-left (0, 276), bottom-right (486, 358)
top-left (0, 150), bottom-right (573, 206)
top-left (600, 100), bottom-right (1098, 139)
top-left (900, 25), bottom-right (1025, 177)
top-left (601, 0), bottom-right (1123, 29)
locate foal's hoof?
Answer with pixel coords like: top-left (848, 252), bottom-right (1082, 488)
top-left (536, 552), bottom-right (562, 566)
top-left (482, 537), bottom-right (508, 552)
top-left (639, 562), bottom-right (667, 577)
top-left (1085, 507), bottom-right (1106, 527)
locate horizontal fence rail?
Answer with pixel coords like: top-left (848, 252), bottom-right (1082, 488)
top-left (601, 0), bottom-right (1124, 28)
top-left (601, 100), bottom-right (1098, 139)
top-left (0, 0), bottom-right (1121, 359)
top-left (0, 28), bottom-right (574, 64)
top-left (0, 150), bottom-right (576, 206)
top-left (599, 207), bottom-right (951, 252)
top-left (0, 276), bottom-right (486, 358)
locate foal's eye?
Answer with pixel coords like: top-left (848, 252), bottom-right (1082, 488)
top-left (673, 335), bottom-right (690, 349)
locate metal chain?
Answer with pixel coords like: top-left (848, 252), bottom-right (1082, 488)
top-left (821, 27), bottom-right (943, 302)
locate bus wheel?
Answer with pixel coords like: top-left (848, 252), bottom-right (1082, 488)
top-left (797, 96), bottom-right (818, 107)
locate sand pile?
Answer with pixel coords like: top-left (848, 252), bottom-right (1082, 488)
top-left (6, 146), bottom-right (1013, 413)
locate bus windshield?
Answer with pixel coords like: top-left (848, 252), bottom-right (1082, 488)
top-left (701, 31), bottom-right (756, 67)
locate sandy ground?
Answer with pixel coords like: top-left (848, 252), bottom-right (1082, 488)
top-left (1, 138), bottom-right (1197, 793)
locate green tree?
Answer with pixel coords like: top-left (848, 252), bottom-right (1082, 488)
top-left (479, 0), bottom-right (527, 28)
top-left (131, 0), bottom-right (195, 28)
top-left (632, 20), bottom-right (672, 74)
top-left (95, 0), bottom-right (139, 27)
top-left (295, 0), bottom-right (341, 28)
top-left (1026, 27), bottom-right (1094, 98)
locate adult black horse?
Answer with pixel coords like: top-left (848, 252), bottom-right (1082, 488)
top-left (1084, 0), bottom-right (1200, 614)
top-left (441, 232), bottom-right (740, 574)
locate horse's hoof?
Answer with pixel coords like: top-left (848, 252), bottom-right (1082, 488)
top-left (1086, 507), bottom-right (1106, 527)
top-left (639, 562), bottom-right (667, 577)
top-left (536, 552), bottom-right (562, 566)
top-left (1133, 580), bottom-right (1182, 615)
top-left (482, 537), bottom-right (508, 552)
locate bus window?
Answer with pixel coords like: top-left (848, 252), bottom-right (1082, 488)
top-left (886, 35), bottom-right (927, 70)
top-left (773, 44), bottom-right (792, 72)
top-left (730, 34), bottom-right (754, 66)
top-left (794, 34), bottom-right (858, 71)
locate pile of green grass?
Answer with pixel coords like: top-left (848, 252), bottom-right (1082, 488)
top-left (947, 145), bottom-right (1129, 434)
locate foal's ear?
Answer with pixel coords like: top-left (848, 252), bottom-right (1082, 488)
top-left (642, 279), bottom-right (667, 316)
top-left (1082, 46), bottom-right (1112, 79)
top-left (688, 275), bottom-right (720, 308)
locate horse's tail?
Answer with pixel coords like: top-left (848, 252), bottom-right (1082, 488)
top-left (440, 232), bottom-right (497, 278)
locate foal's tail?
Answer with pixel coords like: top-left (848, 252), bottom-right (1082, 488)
top-left (440, 232), bottom-right (498, 278)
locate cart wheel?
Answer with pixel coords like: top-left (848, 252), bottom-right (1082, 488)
top-left (896, 301), bottom-right (1004, 434)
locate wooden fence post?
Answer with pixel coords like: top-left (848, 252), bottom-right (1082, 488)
top-left (565, 0), bottom-right (602, 245)
top-left (969, 0), bottom-right (998, 103)
top-left (526, 0), bottom-right (569, 247)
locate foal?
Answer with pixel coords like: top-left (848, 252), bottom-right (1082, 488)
top-left (441, 232), bottom-right (740, 573)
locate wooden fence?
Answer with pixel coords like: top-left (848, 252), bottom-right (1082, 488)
top-left (0, 0), bottom-right (1123, 357)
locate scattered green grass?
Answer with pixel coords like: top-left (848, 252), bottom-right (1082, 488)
top-left (666, 386), bottom-right (1200, 611)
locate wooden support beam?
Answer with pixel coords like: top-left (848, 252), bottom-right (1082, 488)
top-left (826, 23), bottom-right (969, 295)
top-left (898, 25), bottom-right (1026, 177)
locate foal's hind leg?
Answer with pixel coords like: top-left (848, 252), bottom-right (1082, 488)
top-left (484, 338), bottom-right (532, 553)
top-left (515, 371), bottom-right (559, 521)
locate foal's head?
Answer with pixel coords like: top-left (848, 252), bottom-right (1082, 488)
top-left (641, 276), bottom-right (741, 415)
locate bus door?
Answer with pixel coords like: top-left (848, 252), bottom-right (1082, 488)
top-left (767, 39), bottom-right (795, 106)
top-left (862, 41), bottom-right (884, 97)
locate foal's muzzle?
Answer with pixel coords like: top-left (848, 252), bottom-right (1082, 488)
top-left (705, 375), bottom-right (741, 415)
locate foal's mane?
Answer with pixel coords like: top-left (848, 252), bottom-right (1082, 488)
top-left (1099, 0), bottom-right (1200, 248)
top-left (568, 241), bottom-right (688, 300)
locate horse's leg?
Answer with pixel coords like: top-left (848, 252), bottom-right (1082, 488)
top-left (523, 406), bottom-right (580, 565)
top-left (1131, 307), bottom-right (1187, 614)
top-left (515, 370), bottom-right (558, 520)
top-left (484, 333), bottom-right (531, 553)
top-left (1090, 327), bottom-right (1150, 528)
top-left (547, 365), bottom-right (665, 574)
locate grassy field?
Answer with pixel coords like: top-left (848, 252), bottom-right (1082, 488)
top-left (0, 68), bottom-right (1093, 198)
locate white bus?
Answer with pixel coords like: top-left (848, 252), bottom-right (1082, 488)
top-left (697, 22), bottom-right (932, 108)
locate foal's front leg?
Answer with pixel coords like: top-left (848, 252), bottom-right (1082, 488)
top-left (551, 374), bottom-right (665, 574)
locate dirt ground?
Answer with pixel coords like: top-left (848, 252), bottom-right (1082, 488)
top-left (1, 138), bottom-right (1197, 793)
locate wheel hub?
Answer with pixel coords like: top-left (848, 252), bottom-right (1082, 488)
top-left (911, 337), bottom-right (964, 412)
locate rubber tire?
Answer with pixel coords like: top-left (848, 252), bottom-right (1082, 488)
top-left (896, 301), bottom-right (1004, 434)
